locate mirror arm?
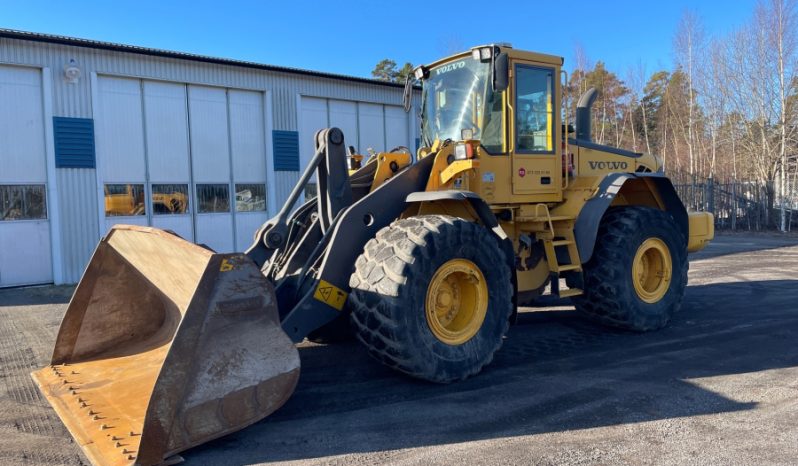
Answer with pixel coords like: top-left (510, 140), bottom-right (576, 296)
top-left (403, 76), bottom-right (413, 113)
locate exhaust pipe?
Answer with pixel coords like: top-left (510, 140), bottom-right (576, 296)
top-left (576, 88), bottom-right (598, 142)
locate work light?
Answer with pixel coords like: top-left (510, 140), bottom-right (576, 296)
top-left (471, 46), bottom-right (493, 61)
top-left (453, 143), bottom-right (474, 160)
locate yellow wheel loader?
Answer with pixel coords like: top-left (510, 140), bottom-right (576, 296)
top-left (32, 44), bottom-right (714, 465)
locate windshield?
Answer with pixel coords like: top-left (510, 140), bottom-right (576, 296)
top-left (421, 56), bottom-right (504, 153)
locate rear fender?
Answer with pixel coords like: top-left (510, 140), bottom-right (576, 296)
top-left (574, 173), bottom-right (688, 263)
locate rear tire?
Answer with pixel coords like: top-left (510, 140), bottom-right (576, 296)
top-left (571, 206), bottom-right (688, 331)
top-left (349, 215), bottom-right (513, 383)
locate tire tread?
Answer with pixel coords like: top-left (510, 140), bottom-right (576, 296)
top-left (349, 215), bottom-right (513, 383)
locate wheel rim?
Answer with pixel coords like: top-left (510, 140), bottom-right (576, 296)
top-left (425, 259), bottom-right (488, 345)
top-left (632, 238), bottom-right (672, 303)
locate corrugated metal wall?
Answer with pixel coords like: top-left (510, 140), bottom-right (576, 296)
top-left (55, 169), bottom-right (97, 283)
top-left (0, 38), bottom-right (412, 125)
top-left (0, 36), bottom-right (420, 283)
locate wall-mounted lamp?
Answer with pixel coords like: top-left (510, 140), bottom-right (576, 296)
top-left (64, 59), bottom-right (81, 84)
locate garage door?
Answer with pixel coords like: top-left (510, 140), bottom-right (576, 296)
top-left (0, 65), bottom-right (53, 287)
top-left (144, 81), bottom-right (193, 241)
top-left (95, 76), bottom-right (269, 253)
top-left (299, 97), bottom-right (412, 171)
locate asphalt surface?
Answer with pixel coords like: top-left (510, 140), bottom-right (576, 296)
top-left (0, 233), bottom-right (797, 465)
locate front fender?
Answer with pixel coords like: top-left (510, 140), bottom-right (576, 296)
top-left (406, 190), bottom-right (506, 238)
top-left (406, 190), bottom-right (518, 320)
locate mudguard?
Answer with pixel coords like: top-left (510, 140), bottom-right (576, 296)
top-left (574, 173), bottom-right (689, 263)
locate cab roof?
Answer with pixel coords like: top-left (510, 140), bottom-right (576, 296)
top-left (425, 45), bottom-right (564, 70)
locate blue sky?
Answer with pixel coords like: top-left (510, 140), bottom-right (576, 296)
top-left (2, 0), bottom-right (756, 79)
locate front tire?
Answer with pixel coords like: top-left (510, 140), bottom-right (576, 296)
top-left (349, 215), bottom-right (513, 383)
top-left (572, 206), bottom-right (688, 331)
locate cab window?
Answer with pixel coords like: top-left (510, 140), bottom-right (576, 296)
top-left (515, 65), bottom-right (554, 153)
top-left (420, 57), bottom-right (505, 154)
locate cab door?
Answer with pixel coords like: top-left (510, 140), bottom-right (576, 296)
top-left (510, 63), bottom-right (561, 196)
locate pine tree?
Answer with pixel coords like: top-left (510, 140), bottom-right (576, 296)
top-left (396, 62), bottom-right (414, 83)
top-left (372, 59), bottom-right (398, 82)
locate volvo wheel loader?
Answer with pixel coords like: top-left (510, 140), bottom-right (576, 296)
top-left (32, 44), bottom-right (714, 465)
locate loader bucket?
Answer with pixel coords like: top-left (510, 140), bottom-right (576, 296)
top-left (31, 225), bottom-right (300, 466)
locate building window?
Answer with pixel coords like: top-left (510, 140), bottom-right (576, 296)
top-left (152, 184), bottom-right (189, 215)
top-left (515, 65), bottom-right (554, 153)
top-left (196, 184), bottom-right (230, 213)
top-left (235, 184), bottom-right (266, 212)
top-left (0, 185), bottom-right (47, 221)
top-left (104, 184), bottom-right (145, 217)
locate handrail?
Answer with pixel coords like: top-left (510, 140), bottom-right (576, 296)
top-left (561, 69), bottom-right (570, 191)
top-left (534, 203), bottom-right (555, 236)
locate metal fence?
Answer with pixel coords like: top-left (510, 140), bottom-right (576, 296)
top-left (668, 172), bottom-right (797, 231)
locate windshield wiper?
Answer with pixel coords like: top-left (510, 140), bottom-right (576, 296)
top-left (420, 116), bottom-right (433, 148)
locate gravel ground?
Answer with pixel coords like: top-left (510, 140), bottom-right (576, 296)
top-left (0, 233), bottom-right (796, 465)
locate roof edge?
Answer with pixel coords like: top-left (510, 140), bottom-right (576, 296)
top-left (0, 28), bottom-right (408, 90)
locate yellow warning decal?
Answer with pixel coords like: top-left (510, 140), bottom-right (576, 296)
top-left (220, 259), bottom-right (234, 272)
top-left (313, 279), bottom-right (348, 311)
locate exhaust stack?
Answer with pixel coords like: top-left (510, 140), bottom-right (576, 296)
top-left (576, 88), bottom-right (598, 142)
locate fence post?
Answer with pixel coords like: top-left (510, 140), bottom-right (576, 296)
top-left (731, 180), bottom-right (737, 231)
top-left (707, 177), bottom-right (715, 214)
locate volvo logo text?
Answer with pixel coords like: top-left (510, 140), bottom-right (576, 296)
top-left (588, 161), bottom-right (628, 170)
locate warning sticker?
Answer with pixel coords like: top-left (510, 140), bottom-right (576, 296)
top-left (219, 258), bottom-right (234, 272)
top-left (313, 279), bottom-right (348, 311)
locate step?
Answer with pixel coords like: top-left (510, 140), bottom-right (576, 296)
top-left (551, 240), bottom-right (574, 247)
top-left (558, 288), bottom-right (583, 298)
top-left (516, 215), bottom-right (575, 223)
top-left (555, 264), bottom-right (582, 272)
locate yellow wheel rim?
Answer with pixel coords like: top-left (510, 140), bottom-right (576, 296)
top-left (632, 238), bottom-right (672, 303)
top-left (425, 259), bottom-right (488, 345)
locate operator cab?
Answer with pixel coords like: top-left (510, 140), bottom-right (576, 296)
top-left (409, 44), bottom-right (566, 202)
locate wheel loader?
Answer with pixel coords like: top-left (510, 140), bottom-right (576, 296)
top-left (32, 44), bottom-right (714, 465)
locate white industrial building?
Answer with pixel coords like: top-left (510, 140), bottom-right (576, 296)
top-left (0, 29), bottom-right (419, 287)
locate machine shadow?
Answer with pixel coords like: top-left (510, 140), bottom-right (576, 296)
top-left (186, 278), bottom-right (798, 464)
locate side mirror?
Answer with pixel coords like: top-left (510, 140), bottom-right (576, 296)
top-left (492, 52), bottom-right (509, 92)
top-left (403, 76), bottom-right (413, 113)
